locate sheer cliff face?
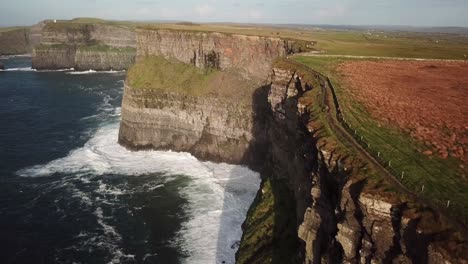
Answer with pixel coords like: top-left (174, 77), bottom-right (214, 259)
top-left (40, 23), bottom-right (136, 48)
top-left (259, 65), bottom-right (468, 264)
top-left (118, 29), bottom-right (300, 165)
top-left (31, 22), bottom-right (136, 70)
top-left (136, 29), bottom-right (298, 79)
top-left (32, 47), bottom-right (135, 71)
top-left (119, 84), bottom-right (264, 164)
top-left (0, 28), bottom-right (30, 55)
top-left (118, 30), bottom-right (467, 263)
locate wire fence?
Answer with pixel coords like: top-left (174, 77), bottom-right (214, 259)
top-left (289, 57), bottom-right (463, 227)
top-left (322, 76), bottom-right (454, 211)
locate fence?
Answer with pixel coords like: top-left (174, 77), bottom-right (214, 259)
top-left (322, 76), bottom-right (454, 211)
top-left (289, 57), bottom-right (463, 229)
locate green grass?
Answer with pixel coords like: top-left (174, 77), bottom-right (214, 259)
top-left (0, 26), bottom-right (27, 33)
top-left (273, 59), bottom-right (399, 196)
top-left (293, 56), bottom-right (468, 223)
top-left (308, 31), bottom-right (468, 59)
top-left (43, 18), bottom-right (141, 30)
top-left (237, 177), bottom-right (300, 264)
top-left (127, 56), bottom-right (260, 104)
top-left (138, 23), bottom-right (468, 59)
top-left (36, 17), bottom-right (468, 59)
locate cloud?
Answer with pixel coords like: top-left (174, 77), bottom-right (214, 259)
top-left (194, 4), bottom-right (216, 16)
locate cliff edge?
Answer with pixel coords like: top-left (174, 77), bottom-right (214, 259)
top-left (118, 28), bottom-right (467, 263)
top-left (31, 20), bottom-right (136, 70)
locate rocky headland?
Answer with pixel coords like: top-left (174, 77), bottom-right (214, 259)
top-left (0, 19), bottom-right (137, 70)
top-left (118, 27), bottom-right (468, 263)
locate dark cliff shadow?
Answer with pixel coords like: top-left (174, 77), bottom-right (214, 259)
top-left (215, 84), bottom-right (272, 264)
top-left (216, 85), bottom-right (303, 263)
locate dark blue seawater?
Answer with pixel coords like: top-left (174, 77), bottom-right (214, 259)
top-left (0, 57), bottom-right (259, 264)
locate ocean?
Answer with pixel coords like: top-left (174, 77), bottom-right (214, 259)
top-left (0, 56), bottom-right (260, 264)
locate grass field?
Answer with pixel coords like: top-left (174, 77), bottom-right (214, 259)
top-left (32, 17), bottom-right (468, 60)
top-left (294, 56), bottom-right (468, 223)
top-left (139, 23), bottom-right (468, 59)
top-left (0, 26), bottom-right (27, 33)
top-left (127, 56), bottom-right (260, 104)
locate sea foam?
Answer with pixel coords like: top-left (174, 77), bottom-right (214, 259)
top-left (17, 122), bottom-right (260, 264)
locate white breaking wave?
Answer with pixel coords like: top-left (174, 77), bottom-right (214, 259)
top-left (1, 67), bottom-right (36, 72)
top-left (66, 70), bottom-right (126, 75)
top-left (0, 67), bottom-right (75, 72)
top-left (17, 122), bottom-right (260, 264)
top-left (0, 67), bottom-right (125, 74)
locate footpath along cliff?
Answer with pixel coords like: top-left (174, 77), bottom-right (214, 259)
top-left (117, 27), bottom-right (467, 263)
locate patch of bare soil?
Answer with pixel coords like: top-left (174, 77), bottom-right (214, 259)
top-left (338, 60), bottom-right (468, 162)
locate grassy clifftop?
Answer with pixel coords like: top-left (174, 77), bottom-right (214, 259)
top-left (127, 56), bottom-right (261, 104)
top-left (293, 56), bottom-right (468, 224)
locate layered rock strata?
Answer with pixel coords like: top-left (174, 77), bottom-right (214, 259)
top-left (257, 63), bottom-right (468, 264)
top-left (0, 28), bottom-right (30, 55)
top-left (136, 28), bottom-right (307, 79)
top-left (119, 28), bottom-right (309, 164)
top-left (31, 21), bottom-right (136, 70)
top-left (118, 29), bottom-right (467, 263)
top-left (32, 46), bottom-right (135, 71)
top-left (119, 82), bottom-right (266, 165)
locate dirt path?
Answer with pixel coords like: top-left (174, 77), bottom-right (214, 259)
top-left (289, 59), bottom-right (468, 236)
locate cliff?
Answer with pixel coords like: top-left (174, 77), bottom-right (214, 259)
top-left (0, 28), bottom-right (30, 55)
top-left (119, 56), bottom-right (267, 165)
top-left (32, 45), bottom-right (135, 71)
top-left (136, 28), bottom-right (307, 79)
top-left (236, 61), bottom-right (467, 264)
top-left (119, 28), bottom-right (309, 164)
top-left (31, 21), bottom-right (136, 70)
top-left (118, 29), bottom-right (467, 263)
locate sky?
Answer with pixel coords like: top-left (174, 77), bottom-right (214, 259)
top-left (1, 0), bottom-right (468, 27)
